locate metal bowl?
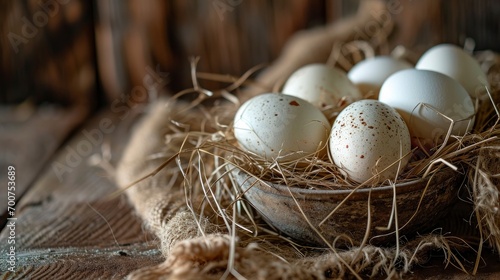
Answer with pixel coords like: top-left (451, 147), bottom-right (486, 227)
top-left (231, 167), bottom-right (463, 247)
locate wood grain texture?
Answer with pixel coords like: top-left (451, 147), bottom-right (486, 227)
top-left (0, 104), bottom-right (87, 223)
top-left (2, 243), bottom-right (161, 280)
top-left (0, 107), bottom-right (162, 279)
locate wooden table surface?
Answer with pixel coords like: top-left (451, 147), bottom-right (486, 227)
top-left (1, 104), bottom-right (499, 279)
top-left (0, 106), bottom-right (163, 279)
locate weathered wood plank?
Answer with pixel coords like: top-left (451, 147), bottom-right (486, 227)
top-left (3, 243), bottom-right (161, 280)
top-left (0, 105), bottom-right (87, 224)
top-left (0, 107), bottom-right (162, 278)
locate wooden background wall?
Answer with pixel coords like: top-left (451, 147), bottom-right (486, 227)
top-left (1, 0), bottom-right (499, 108)
top-left (333, 0), bottom-right (500, 53)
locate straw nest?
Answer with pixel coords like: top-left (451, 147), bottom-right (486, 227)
top-left (114, 19), bottom-right (500, 278)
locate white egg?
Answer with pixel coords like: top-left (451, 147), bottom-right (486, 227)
top-left (282, 64), bottom-right (362, 110)
top-left (233, 93), bottom-right (330, 162)
top-left (329, 100), bottom-right (411, 184)
top-left (416, 44), bottom-right (489, 99)
top-left (379, 69), bottom-right (475, 147)
top-left (347, 56), bottom-right (413, 98)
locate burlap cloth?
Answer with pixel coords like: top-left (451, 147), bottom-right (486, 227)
top-left (114, 2), bottom-right (500, 278)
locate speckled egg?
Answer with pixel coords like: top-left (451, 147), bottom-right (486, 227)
top-left (282, 64), bottom-right (362, 110)
top-left (233, 93), bottom-right (330, 162)
top-left (329, 100), bottom-right (411, 183)
top-left (347, 56), bottom-right (413, 98)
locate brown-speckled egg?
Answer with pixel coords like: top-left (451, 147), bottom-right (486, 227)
top-left (234, 93), bottom-right (330, 162)
top-left (329, 100), bottom-right (411, 183)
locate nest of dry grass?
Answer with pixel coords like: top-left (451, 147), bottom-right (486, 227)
top-left (116, 38), bottom-right (500, 278)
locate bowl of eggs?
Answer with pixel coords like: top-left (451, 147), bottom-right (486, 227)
top-left (230, 44), bottom-right (483, 246)
top-left (231, 166), bottom-right (462, 246)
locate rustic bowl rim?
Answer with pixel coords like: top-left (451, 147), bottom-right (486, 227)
top-left (232, 167), bottom-right (457, 199)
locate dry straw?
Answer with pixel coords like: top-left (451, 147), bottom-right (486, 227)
top-left (114, 18), bottom-right (500, 280)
